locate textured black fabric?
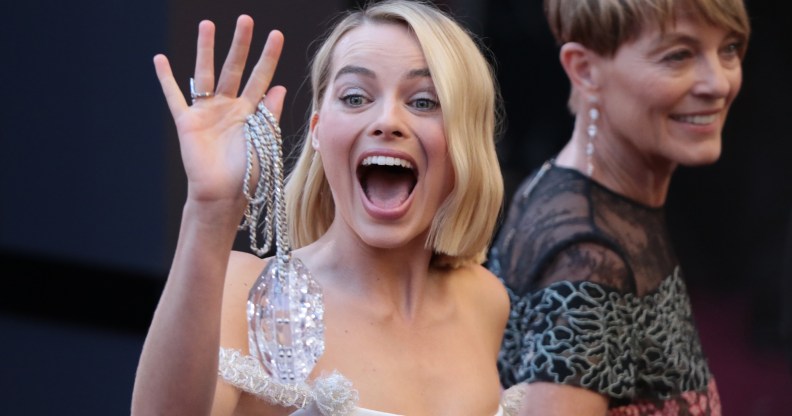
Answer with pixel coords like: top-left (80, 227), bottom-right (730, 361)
top-left (490, 161), bottom-right (714, 405)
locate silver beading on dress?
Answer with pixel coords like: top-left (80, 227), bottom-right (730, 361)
top-left (241, 99), bottom-right (326, 391)
top-left (219, 348), bottom-right (358, 415)
top-left (219, 347), bottom-right (313, 407)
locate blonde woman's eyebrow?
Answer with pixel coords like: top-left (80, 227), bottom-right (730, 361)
top-left (405, 68), bottom-right (431, 79)
top-left (334, 65), bottom-right (375, 81)
top-left (334, 65), bottom-right (431, 82)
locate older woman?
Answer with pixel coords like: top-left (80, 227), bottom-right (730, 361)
top-left (490, 0), bottom-right (750, 415)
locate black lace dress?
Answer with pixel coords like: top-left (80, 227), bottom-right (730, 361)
top-left (490, 161), bottom-right (721, 415)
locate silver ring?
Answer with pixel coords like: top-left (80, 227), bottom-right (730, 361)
top-left (190, 77), bottom-right (214, 100)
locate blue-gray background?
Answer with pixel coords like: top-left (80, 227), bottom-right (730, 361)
top-left (1, 0), bottom-right (790, 414)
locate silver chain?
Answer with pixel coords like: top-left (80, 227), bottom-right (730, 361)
top-left (241, 99), bottom-right (290, 266)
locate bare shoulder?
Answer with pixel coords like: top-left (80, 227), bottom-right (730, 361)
top-left (228, 250), bottom-right (269, 275)
top-left (215, 254), bottom-right (287, 416)
top-left (220, 251), bottom-right (270, 350)
top-left (452, 262), bottom-right (509, 309)
top-left (448, 263), bottom-right (510, 344)
top-left (225, 251), bottom-right (270, 297)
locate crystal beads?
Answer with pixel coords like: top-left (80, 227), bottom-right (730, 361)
top-left (247, 257), bottom-right (325, 385)
top-left (586, 105), bottom-right (600, 176)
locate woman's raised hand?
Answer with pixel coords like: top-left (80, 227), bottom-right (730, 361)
top-left (153, 15), bottom-right (286, 208)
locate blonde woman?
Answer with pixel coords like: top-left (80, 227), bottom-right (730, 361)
top-left (132, 1), bottom-right (513, 415)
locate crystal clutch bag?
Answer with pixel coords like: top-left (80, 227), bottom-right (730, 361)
top-left (241, 101), bottom-right (325, 385)
top-left (247, 257), bottom-right (324, 384)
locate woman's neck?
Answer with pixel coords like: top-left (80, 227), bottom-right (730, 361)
top-left (295, 222), bottom-right (437, 321)
top-left (556, 117), bottom-right (675, 207)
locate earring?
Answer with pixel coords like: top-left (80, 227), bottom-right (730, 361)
top-left (586, 98), bottom-right (599, 176)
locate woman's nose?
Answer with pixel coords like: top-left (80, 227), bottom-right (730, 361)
top-left (370, 100), bottom-right (406, 139)
top-left (692, 53), bottom-right (737, 99)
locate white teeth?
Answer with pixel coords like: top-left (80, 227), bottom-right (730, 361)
top-left (673, 114), bottom-right (717, 125)
top-left (361, 155), bottom-right (414, 169)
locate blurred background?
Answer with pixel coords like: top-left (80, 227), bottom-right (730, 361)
top-left (1, 0), bottom-right (789, 414)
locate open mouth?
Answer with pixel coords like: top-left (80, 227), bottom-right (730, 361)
top-left (357, 155), bottom-right (417, 210)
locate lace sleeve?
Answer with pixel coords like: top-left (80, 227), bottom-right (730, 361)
top-left (536, 242), bottom-right (635, 293)
top-left (498, 280), bottom-right (638, 399)
top-left (498, 243), bottom-right (638, 399)
top-left (499, 246), bottom-right (712, 404)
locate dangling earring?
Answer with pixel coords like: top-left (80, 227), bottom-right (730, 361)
top-left (586, 98), bottom-right (599, 177)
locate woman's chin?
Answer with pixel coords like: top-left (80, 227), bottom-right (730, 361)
top-left (677, 143), bottom-right (723, 167)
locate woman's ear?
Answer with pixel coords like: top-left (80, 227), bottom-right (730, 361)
top-left (310, 112), bottom-right (320, 150)
top-left (559, 42), bottom-right (601, 95)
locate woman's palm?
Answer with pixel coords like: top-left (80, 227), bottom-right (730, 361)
top-left (153, 16), bottom-right (286, 206)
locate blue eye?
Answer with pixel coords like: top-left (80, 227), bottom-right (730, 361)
top-left (341, 94), bottom-right (368, 107)
top-left (411, 97), bottom-right (439, 111)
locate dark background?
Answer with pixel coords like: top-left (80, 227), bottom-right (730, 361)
top-left (1, 0), bottom-right (790, 414)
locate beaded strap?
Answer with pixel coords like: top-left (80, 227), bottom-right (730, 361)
top-left (240, 99), bottom-right (289, 265)
top-left (241, 100), bottom-right (325, 387)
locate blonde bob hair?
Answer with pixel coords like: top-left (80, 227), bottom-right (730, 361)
top-left (285, 0), bottom-right (503, 268)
